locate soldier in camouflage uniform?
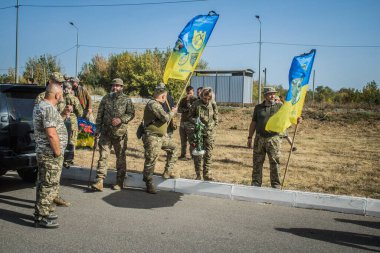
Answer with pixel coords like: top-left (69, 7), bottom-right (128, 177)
top-left (33, 73), bottom-right (68, 228)
top-left (35, 73), bottom-right (71, 207)
top-left (247, 87), bottom-right (292, 188)
top-left (178, 85), bottom-right (197, 159)
top-left (62, 82), bottom-right (83, 168)
top-left (142, 86), bottom-right (178, 194)
top-left (91, 78), bottom-right (135, 192)
top-left (70, 77), bottom-right (93, 121)
top-left (188, 87), bottom-right (219, 181)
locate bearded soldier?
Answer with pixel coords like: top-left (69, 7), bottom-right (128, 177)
top-left (91, 78), bottom-right (135, 191)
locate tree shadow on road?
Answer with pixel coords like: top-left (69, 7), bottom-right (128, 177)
top-left (335, 218), bottom-right (380, 230)
top-left (0, 195), bottom-right (34, 209)
top-left (102, 188), bottom-right (184, 209)
top-left (0, 208), bottom-right (35, 227)
top-left (276, 227), bottom-right (380, 252)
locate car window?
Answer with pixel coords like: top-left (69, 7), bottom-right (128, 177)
top-left (5, 91), bottom-right (40, 122)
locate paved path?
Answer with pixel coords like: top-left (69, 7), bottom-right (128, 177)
top-left (1, 173), bottom-right (379, 253)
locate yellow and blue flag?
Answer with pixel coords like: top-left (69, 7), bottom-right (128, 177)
top-left (266, 49), bottom-right (316, 133)
top-left (163, 11), bottom-right (219, 83)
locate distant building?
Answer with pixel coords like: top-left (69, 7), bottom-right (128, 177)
top-left (190, 69), bottom-right (254, 105)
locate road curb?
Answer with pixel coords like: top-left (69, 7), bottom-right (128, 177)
top-left (62, 167), bottom-right (380, 217)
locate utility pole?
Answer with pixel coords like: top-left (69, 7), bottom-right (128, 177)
top-left (255, 15), bottom-right (262, 104)
top-left (69, 22), bottom-right (79, 77)
top-left (312, 69), bottom-right (316, 104)
top-left (15, 0), bottom-right (19, 83)
top-left (263, 68), bottom-right (267, 87)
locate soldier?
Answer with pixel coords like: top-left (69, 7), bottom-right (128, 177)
top-left (188, 87), bottom-right (219, 181)
top-left (196, 87), bottom-right (203, 99)
top-left (142, 85), bottom-right (178, 194)
top-left (91, 78), bottom-right (135, 192)
top-left (178, 85), bottom-right (197, 159)
top-left (247, 87), bottom-right (302, 188)
top-left (62, 82), bottom-right (83, 168)
top-left (70, 77), bottom-right (93, 121)
top-left (33, 74), bottom-right (68, 228)
top-left (156, 82), bottom-right (177, 137)
top-left (35, 73), bottom-right (71, 207)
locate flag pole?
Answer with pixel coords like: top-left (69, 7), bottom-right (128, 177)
top-left (175, 72), bottom-right (194, 106)
top-left (280, 123), bottom-right (299, 190)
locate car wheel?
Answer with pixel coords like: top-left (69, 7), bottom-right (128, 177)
top-left (17, 167), bottom-right (38, 183)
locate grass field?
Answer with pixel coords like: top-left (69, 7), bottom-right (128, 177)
top-left (75, 102), bottom-right (380, 199)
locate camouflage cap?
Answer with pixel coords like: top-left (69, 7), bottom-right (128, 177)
top-left (49, 72), bottom-right (65, 83)
top-left (263, 86), bottom-right (277, 95)
top-left (71, 77), bottom-right (80, 83)
top-left (155, 82), bottom-right (167, 92)
top-left (63, 81), bottom-right (72, 89)
top-left (111, 78), bottom-right (124, 86)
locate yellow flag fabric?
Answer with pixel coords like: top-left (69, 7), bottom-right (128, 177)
top-left (163, 12), bottom-right (219, 83)
top-left (265, 50), bottom-right (316, 133)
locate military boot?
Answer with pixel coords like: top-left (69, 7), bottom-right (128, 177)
top-left (91, 179), bottom-right (104, 192)
top-left (195, 172), bottom-right (201, 180)
top-left (53, 196), bottom-right (71, 207)
top-left (162, 170), bottom-right (170, 179)
top-left (34, 217), bottom-right (59, 229)
top-left (111, 177), bottom-right (124, 191)
top-left (146, 182), bottom-right (157, 194)
top-left (203, 174), bottom-right (213, 181)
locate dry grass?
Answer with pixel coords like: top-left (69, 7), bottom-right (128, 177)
top-left (75, 103), bottom-right (380, 199)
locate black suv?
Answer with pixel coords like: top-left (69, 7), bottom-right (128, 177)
top-left (0, 84), bottom-right (73, 182)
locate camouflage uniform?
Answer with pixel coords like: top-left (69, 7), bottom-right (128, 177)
top-left (251, 101), bottom-right (282, 188)
top-left (188, 99), bottom-right (219, 179)
top-left (142, 99), bottom-right (178, 185)
top-left (35, 91), bottom-right (66, 113)
top-left (178, 95), bottom-right (198, 157)
top-left (33, 100), bottom-right (68, 218)
top-left (72, 83), bottom-right (92, 120)
top-left (95, 91), bottom-right (135, 183)
top-left (63, 92), bottom-right (83, 165)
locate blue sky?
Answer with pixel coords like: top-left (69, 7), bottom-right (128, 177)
top-left (0, 0), bottom-right (379, 90)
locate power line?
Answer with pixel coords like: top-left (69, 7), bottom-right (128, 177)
top-left (264, 41), bottom-right (380, 48)
top-left (54, 45), bottom-right (77, 57)
top-left (18, 0), bottom-right (206, 8)
top-left (0, 5), bottom-right (14, 10)
top-left (80, 44), bottom-right (167, 50)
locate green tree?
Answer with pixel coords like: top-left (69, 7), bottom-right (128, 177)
top-left (361, 81), bottom-right (379, 105)
top-left (0, 68), bottom-right (15, 83)
top-left (22, 54), bottom-right (61, 85)
top-left (315, 85), bottom-right (335, 103)
top-left (79, 48), bottom-right (208, 99)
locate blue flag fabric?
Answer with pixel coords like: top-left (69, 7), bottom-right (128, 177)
top-left (78, 117), bottom-right (96, 136)
top-left (265, 49), bottom-right (316, 133)
top-left (163, 11), bottom-right (219, 83)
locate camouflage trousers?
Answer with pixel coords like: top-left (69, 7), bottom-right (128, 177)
top-left (64, 117), bottom-right (78, 164)
top-left (96, 133), bottom-right (128, 180)
top-left (34, 153), bottom-right (64, 218)
top-left (193, 131), bottom-right (215, 176)
top-left (179, 122), bottom-right (192, 157)
top-left (142, 133), bottom-right (178, 183)
top-left (252, 135), bottom-right (281, 187)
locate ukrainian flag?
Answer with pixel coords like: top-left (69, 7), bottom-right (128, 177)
top-left (163, 11), bottom-right (219, 84)
top-left (265, 49), bottom-right (316, 133)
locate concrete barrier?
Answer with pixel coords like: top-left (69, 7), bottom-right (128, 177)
top-left (61, 168), bottom-right (380, 217)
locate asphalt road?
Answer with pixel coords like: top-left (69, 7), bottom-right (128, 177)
top-left (1, 172), bottom-right (379, 253)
